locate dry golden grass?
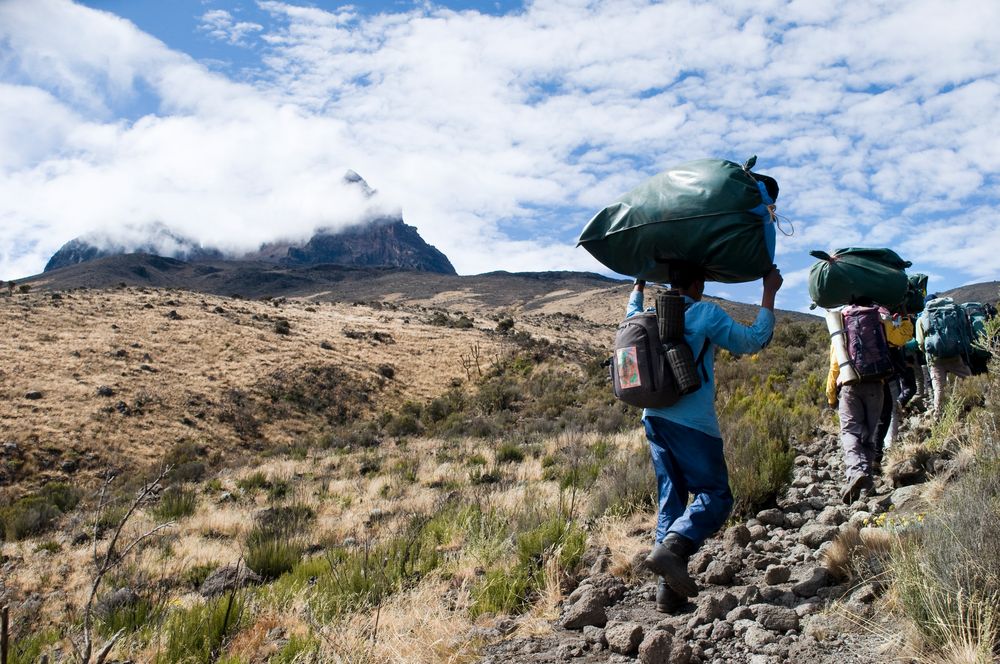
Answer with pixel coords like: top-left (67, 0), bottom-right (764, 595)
top-left (823, 526), bottom-right (894, 584)
top-left (592, 513), bottom-right (650, 580)
top-left (0, 288), bottom-right (508, 493)
top-left (307, 577), bottom-right (481, 664)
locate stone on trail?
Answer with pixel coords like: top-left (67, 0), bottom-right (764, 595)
top-left (582, 625), bottom-right (605, 644)
top-left (890, 485), bottom-right (926, 511)
top-left (638, 629), bottom-right (673, 663)
top-left (751, 603), bottom-right (800, 633)
top-left (568, 572), bottom-right (626, 606)
top-left (605, 621), bottom-right (644, 655)
top-left (724, 524), bottom-right (752, 550)
top-left (704, 559), bottom-right (740, 585)
top-left (792, 567), bottom-right (830, 598)
top-left (799, 523), bottom-right (838, 548)
top-left (744, 623), bottom-right (778, 649)
top-left (756, 508), bottom-right (785, 527)
top-left (561, 589), bottom-right (608, 629)
top-left (763, 564), bottom-right (791, 585)
top-left (816, 506), bottom-right (846, 526)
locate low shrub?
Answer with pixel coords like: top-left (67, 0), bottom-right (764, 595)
top-left (469, 466), bottom-right (503, 486)
top-left (587, 444), bottom-right (655, 519)
top-left (0, 481), bottom-right (80, 541)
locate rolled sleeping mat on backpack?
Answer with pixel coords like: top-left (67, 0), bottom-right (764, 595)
top-left (665, 342), bottom-right (701, 395)
top-left (825, 309), bottom-right (860, 385)
top-left (656, 290), bottom-right (686, 342)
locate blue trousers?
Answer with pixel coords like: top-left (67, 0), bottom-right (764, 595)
top-left (643, 416), bottom-right (734, 548)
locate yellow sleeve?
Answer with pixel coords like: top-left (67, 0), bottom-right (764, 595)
top-left (826, 345), bottom-right (839, 406)
top-left (884, 318), bottom-right (914, 347)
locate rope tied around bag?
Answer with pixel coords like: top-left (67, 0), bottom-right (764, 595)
top-left (767, 204), bottom-right (795, 237)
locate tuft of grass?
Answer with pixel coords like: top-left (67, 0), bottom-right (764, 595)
top-left (157, 592), bottom-right (246, 664)
top-left (97, 593), bottom-right (163, 639)
top-left (269, 515), bottom-right (443, 622)
top-left (153, 486), bottom-right (198, 521)
top-left (495, 442), bottom-right (525, 464)
top-left (272, 634), bottom-right (321, 663)
top-left (822, 526), bottom-right (893, 583)
top-left (7, 628), bottom-right (61, 664)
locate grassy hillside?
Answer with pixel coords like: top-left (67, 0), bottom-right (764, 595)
top-left (0, 283), bottom-right (829, 663)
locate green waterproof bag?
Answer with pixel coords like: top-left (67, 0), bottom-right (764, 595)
top-left (808, 248), bottom-right (912, 309)
top-left (903, 273), bottom-right (929, 314)
top-left (577, 157), bottom-right (778, 283)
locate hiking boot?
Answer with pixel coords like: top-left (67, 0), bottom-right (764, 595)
top-left (656, 576), bottom-right (686, 613)
top-left (644, 533), bottom-right (698, 597)
top-left (841, 474), bottom-right (874, 504)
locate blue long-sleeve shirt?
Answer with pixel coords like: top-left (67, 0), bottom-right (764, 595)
top-left (626, 290), bottom-right (775, 438)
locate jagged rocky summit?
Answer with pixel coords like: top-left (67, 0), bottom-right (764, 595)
top-left (43, 172), bottom-right (457, 276)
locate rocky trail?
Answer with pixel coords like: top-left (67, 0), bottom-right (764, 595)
top-left (480, 424), bottom-right (928, 664)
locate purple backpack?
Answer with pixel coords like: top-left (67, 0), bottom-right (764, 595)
top-left (842, 305), bottom-right (892, 380)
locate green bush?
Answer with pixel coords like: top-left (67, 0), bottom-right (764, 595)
top-left (184, 563), bottom-right (218, 589)
top-left (236, 471), bottom-right (270, 493)
top-left (469, 466), bottom-right (503, 486)
top-left (245, 533), bottom-right (304, 580)
top-left (272, 634), bottom-right (321, 663)
top-left (469, 565), bottom-right (535, 617)
top-left (245, 504), bottom-right (315, 580)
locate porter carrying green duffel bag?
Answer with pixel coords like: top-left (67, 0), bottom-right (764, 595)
top-left (577, 157), bottom-right (779, 283)
top-left (808, 247), bottom-right (911, 309)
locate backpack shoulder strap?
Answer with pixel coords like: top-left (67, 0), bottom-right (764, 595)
top-left (684, 300), bottom-right (713, 382)
top-left (695, 338), bottom-right (711, 382)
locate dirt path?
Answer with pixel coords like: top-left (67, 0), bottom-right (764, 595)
top-left (481, 427), bottom-right (906, 663)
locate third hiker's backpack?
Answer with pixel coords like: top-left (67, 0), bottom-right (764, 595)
top-left (961, 301), bottom-right (991, 374)
top-left (842, 305), bottom-right (893, 380)
top-left (923, 297), bottom-right (971, 360)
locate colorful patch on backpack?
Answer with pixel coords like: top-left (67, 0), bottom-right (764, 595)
top-left (616, 346), bottom-right (641, 388)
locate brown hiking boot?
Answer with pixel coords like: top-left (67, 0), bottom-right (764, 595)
top-left (656, 576), bottom-right (686, 613)
top-left (841, 474), bottom-right (874, 504)
top-left (644, 533), bottom-right (698, 597)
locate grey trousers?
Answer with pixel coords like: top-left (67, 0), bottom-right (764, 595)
top-left (839, 382), bottom-right (884, 480)
top-left (929, 356), bottom-right (972, 417)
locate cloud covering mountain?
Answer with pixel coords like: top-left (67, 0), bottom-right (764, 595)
top-left (1, 0), bottom-right (998, 309)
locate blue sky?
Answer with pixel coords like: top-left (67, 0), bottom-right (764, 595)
top-left (2, 0), bottom-right (999, 311)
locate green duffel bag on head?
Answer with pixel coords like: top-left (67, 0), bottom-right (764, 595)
top-left (902, 273), bottom-right (929, 314)
top-left (808, 247), bottom-right (912, 309)
top-left (577, 156), bottom-right (779, 284)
